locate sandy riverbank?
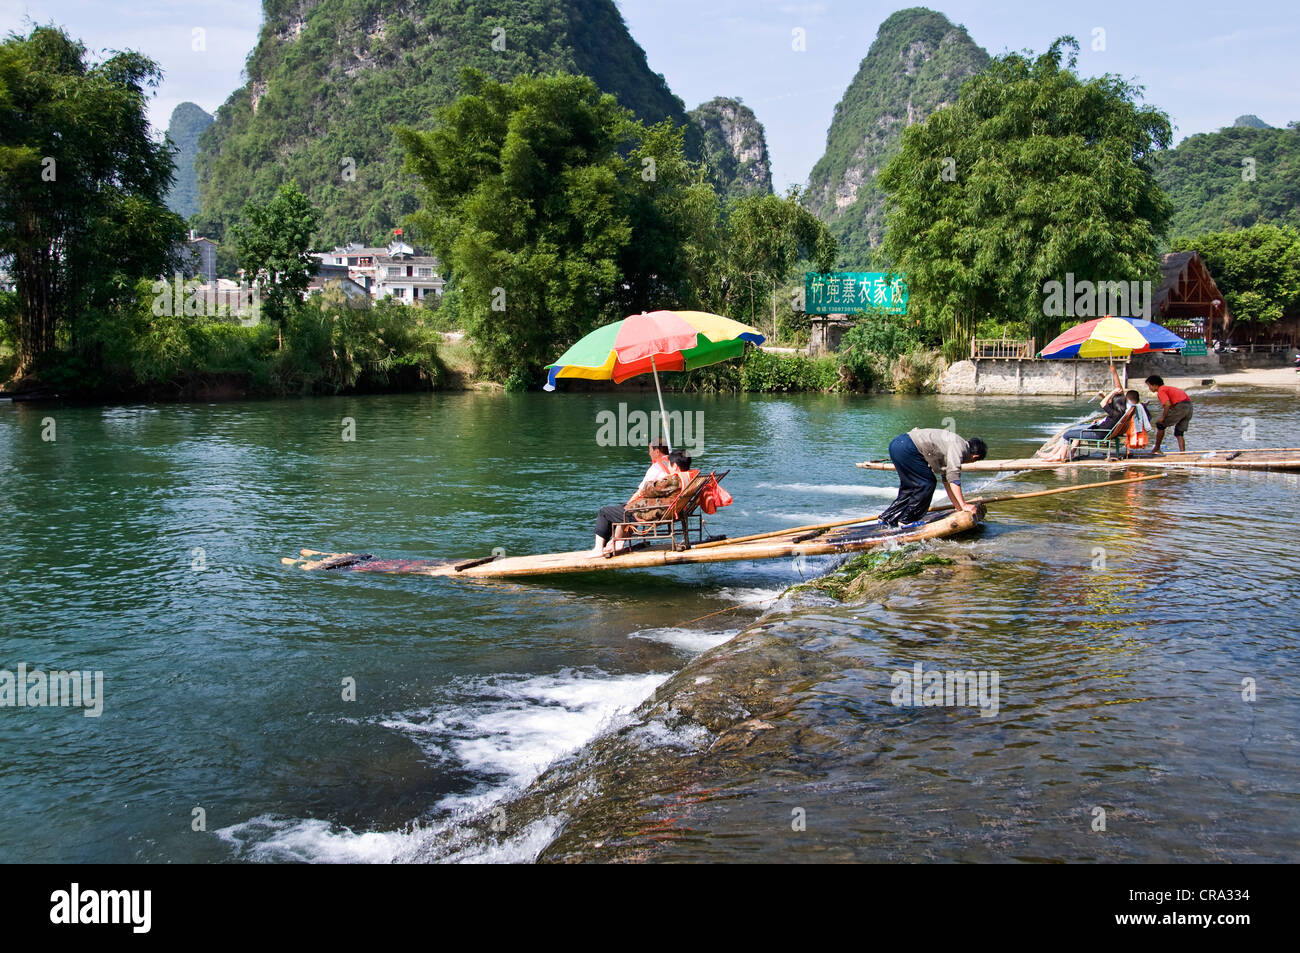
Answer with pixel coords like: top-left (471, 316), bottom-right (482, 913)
top-left (1174, 365), bottom-right (1300, 391)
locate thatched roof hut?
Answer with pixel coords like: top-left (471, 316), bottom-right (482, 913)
top-left (1152, 251), bottom-right (1232, 346)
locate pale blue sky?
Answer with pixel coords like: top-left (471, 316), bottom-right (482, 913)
top-left (4, 0), bottom-right (1297, 190)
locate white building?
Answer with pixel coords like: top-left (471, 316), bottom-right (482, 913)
top-left (373, 241), bottom-right (444, 305)
top-left (317, 240), bottom-right (444, 305)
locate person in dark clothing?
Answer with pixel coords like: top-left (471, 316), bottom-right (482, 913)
top-left (1064, 364), bottom-right (1128, 441)
top-left (878, 428), bottom-right (987, 527)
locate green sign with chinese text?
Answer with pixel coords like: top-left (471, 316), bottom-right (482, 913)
top-left (804, 271), bottom-right (908, 314)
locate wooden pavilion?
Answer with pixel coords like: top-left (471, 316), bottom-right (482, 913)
top-left (1152, 251), bottom-right (1232, 351)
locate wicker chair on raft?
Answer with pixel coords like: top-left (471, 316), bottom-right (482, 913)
top-left (612, 469), bottom-right (731, 552)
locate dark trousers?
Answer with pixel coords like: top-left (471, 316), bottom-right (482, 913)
top-left (879, 433), bottom-right (936, 526)
top-left (595, 504), bottom-right (625, 542)
top-left (1064, 425), bottom-right (1114, 440)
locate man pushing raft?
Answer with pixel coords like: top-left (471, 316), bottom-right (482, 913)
top-left (878, 428), bottom-right (987, 528)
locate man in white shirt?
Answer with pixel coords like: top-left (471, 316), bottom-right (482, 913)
top-left (591, 439), bottom-right (671, 556)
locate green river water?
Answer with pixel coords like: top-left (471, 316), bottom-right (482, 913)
top-left (0, 386), bottom-right (1296, 862)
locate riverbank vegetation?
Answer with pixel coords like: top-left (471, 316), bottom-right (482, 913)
top-left (4, 24), bottom-right (1294, 402)
top-left (877, 38), bottom-right (1173, 359)
top-left (1, 282), bottom-right (442, 398)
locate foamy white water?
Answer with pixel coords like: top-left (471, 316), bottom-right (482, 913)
top-left (215, 816), bottom-right (415, 864)
top-left (631, 626), bottom-right (740, 654)
top-left (217, 669), bottom-right (667, 864)
top-left (711, 585), bottom-right (787, 605)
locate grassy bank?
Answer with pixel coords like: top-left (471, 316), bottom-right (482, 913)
top-left (4, 287), bottom-right (942, 400)
top-left (3, 286), bottom-right (448, 400)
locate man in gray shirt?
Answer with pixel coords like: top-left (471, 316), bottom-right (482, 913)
top-left (878, 428), bottom-right (988, 527)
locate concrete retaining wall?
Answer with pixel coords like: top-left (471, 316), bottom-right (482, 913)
top-left (940, 358), bottom-right (1124, 396)
top-left (1128, 352), bottom-right (1221, 378)
top-left (1214, 350), bottom-right (1296, 370)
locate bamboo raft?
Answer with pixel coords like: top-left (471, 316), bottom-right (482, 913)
top-left (858, 447), bottom-right (1300, 474)
top-left (283, 474), bottom-right (1166, 580)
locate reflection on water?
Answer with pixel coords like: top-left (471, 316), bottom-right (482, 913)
top-left (0, 386), bottom-right (1296, 862)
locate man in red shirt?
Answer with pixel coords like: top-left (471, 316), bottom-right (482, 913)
top-left (1145, 375), bottom-right (1193, 454)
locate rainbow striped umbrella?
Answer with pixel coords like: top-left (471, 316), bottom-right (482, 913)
top-left (1040, 316), bottom-right (1186, 359)
top-left (544, 309), bottom-right (765, 447)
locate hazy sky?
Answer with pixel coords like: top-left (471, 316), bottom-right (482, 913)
top-left (3, 0), bottom-right (1297, 191)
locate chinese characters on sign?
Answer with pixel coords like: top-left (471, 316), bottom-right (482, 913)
top-left (804, 272), bottom-right (908, 314)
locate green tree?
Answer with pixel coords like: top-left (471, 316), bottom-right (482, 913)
top-left (619, 119), bottom-right (727, 317)
top-left (878, 38), bottom-right (1172, 356)
top-left (399, 70), bottom-right (640, 386)
top-left (233, 181), bottom-right (320, 346)
top-left (1174, 224), bottom-right (1300, 342)
top-left (0, 26), bottom-right (184, 379)
top-left (723, 187), bottom-right (836, 340)
top-left (400, 70), bottom-right (836, 383)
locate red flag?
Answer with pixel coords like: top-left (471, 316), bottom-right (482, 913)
top-left (393, 228), bottom-right (403, 236)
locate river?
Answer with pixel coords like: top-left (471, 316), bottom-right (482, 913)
top-left (1, 386), bottom-right (1295, 861)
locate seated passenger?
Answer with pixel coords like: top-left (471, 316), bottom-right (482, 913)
top-left (624, 450), bottom-right (694, 523)
top-left (1125, 389), bottom-right (1152, 452)
top-left (1063, 363), bottom-right (1128, 441)
top-left (590, 441), bottom-right (682, 557)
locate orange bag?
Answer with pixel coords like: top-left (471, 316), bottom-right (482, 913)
top-left (699, 475), bottom-right (733, 514)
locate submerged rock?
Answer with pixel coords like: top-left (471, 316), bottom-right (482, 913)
top-left (412, 543), bottom-right (978, 862)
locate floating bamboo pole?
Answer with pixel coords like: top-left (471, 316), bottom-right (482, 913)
top-left (693, 472), bottom-right (1167, 550)
top-left (693, 515), bottom-right (880, 550)
top-left (858, 447), bottom-right (1300, 473)
top-left (963, 471), bottom-right (1167, 505)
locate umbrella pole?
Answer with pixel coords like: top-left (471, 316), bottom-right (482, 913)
top-left (651, 355), bottom-right (672, 451)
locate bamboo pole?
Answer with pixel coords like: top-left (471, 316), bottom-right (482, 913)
top-left (693, 514), bottom-right (880, 549)
top-left (962, 472), bottom-right (1167, 505)
top-left (693, 472), bottom-right (1168, 550)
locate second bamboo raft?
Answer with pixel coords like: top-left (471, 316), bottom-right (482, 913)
top-left (858, 447), bottom-right (1300, 473)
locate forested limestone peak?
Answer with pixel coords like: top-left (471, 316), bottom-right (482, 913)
top-left (689, 96), bottom-right (773, 200)
top-left (803, 7), bottom-right (989, 267)
top-left (1231, 114), bottom-right (1272, 129)
top-left (164, 102), bottom-right (214, 222)
top-left (194, 0), bottom-right (696, 246)
top-left (1157, 122), bottom-right (1300, 238)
